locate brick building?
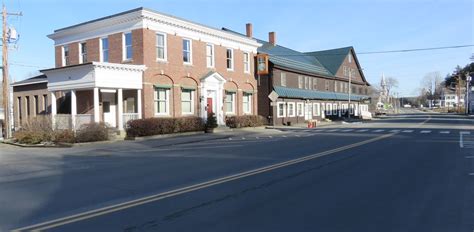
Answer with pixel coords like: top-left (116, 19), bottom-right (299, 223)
top-left (12, 7), bottom-right (260, 131)
top-left (249, 32), bottom-right (371, 126)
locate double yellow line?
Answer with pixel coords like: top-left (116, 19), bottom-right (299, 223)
top-left (13, 133), bottom-right (395, 231)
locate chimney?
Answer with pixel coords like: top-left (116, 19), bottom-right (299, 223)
top-left (269, 32), bottom-right (276, 46)
top-left (246, 23), bottom-right (253, 38)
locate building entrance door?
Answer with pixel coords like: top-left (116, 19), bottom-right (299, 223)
top-left (304, 103), bottom-right (312, 120)
top-left (207, 97), bottom-right (213, 115)
top-left (102, 92), bottom-right (116, 128)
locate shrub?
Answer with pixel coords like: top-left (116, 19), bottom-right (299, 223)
top-left (52, 129), bottom-right (76, 143)
top-left (13, 116), bottom-right (54, 144)
top-left (126, 116), bottom-right (205, 137)
top-left (225, 115), bottom-right (266, 128)
top-left (75, 123), bottom-right (109, 143)
top-left (205, 113), bottom-right (218, 130)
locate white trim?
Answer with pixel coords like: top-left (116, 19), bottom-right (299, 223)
top-left (123, 32), bottom-right (133, 61)
top-left (277, 102), bottom-right (286, 118)
top-left (226, 48), bottom-right (234, 71)
top-left (332, 103), bottom-right (338, 115)
top-left (156, 32), bottom-right (167, 62)
top-left (243, 52), bottom-right (250, 73)
top-left (225, 91), bottom-right (236, 115)
top-left (287, 102), bottom-right (296, 117)
top-left (62, 45), bottom-right (69, 67)
top-left (313, 103), bottom-right (320, 116)
top-left (206, 43), bottom-right (215, 68)
top-left (181, 88), bottom-right (195, 115)
top-left (99, 37), bottom-right (109, 62)
top-left (297, 102), bottom-right (304, 117)
top-left (100, 89), bottom-right (117, 93)
top-left (183, 38), bottom-right (193, 65)
top-left (11, 80), bottom-right (48, 87)
top-left (243, 92), bottom-right (252, 114)
top-left (154, 87), bottom-right (170, 116)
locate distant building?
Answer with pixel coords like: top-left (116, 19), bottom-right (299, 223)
top-left (440, 87), bottom-right (464, 109)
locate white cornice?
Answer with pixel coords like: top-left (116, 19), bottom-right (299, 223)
top-left (47, 8), bottom-right (261, 51)
top-left (92, 62), bottom-right (147, 72)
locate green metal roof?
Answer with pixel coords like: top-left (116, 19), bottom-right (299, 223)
top-left (274, 86), bottom-right (367, 101)
top-left (305, 47), bottom-right (352, 75)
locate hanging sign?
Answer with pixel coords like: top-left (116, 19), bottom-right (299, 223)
top-left (256, 54), bottom-right (269, 75)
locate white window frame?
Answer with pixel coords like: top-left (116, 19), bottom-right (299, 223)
top-left (183, 38), bottom-right (192, 65)
top-left (181, 89), bottom-right (194, 115)
top-left (313, 103), bottom-right (320, 116)
top-left (154, 88), bottom-right (170, 116)
top-left (304, 76), bottom-right (309, 89)
top-left (79, 42), bottom-right (87, 64)
top-left (123, 32), bottom-right (133, 61)
top-left (62, 45), bottom-right (69, 67)
top-left (281, 72), bottom-right (287, 87)
top-left (206, 44), bottom-right (214, 68)
top-left (156, 32), bottom-right (167, 62)
top-left (243, 92), bottom-right (252, 114)
top-left (225, 91), bottom-right (236, 115)
top-left (100, 37), bottom-right (109, 62)
top-left (326, 103), bottom-right (332, 115)
top-left (277, 102), bottom-right (286, 118)
top-left (333, 103), bottom-right (338, 115)
top-left (313, 78), bottom-right (317, 89)
top-left (287, 102), bottom-right (296, 117)
top-left (226, 48), bottom-right (234, 71)
top-left (298, 76), bottom-right (303, 89)
top-left (243, 52), bottom-right (250, 73)
top-left (297, 102), bottom-right (304, 117)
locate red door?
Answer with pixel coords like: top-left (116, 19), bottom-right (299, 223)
top-left (207, 98), bottom-right (213, 115)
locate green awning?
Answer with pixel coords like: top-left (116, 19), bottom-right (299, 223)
top-left (154, 84), bottom-right (172, 89)
top-left (181, 85), bottom-right (197, 90)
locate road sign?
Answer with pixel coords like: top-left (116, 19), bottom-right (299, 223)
top-left (268, 90), bottom-right (279, 102)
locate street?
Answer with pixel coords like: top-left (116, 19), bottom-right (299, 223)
top-left (2, 112), bottom-right (474, 232)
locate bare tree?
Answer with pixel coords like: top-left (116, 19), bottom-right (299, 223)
top-left (385, 77), bottom-right (399, 97)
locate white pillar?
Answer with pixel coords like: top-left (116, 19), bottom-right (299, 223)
top-left (118, 88), bottom-right (123, 130)
top-left (94, 88), bottom-right (100, 123)
top-left (51, 91), bottom-right (57, 129)
top-left (71, 90), bottom-right (77, 130)
top-left (137, 89), bottom-right (142, 119)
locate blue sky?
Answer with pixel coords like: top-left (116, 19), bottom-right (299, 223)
top-left (5, 0), bottom-right (473, 97)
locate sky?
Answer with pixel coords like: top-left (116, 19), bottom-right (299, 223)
top-left (3, 0), bottom-right (473, 97)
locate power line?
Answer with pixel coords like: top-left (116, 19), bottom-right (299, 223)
top-left (266, 44), bottom-right (474, 57)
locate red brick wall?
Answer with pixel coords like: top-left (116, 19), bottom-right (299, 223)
top-left (86, 38), bottom-right (100, 63)
top-left (55, 46), bottom-right (62, 67)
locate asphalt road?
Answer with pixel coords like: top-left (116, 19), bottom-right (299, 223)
top-left (2, 113), bottom-right (474, 232)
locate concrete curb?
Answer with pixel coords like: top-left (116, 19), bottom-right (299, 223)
top-left (1, 141), bottom-right (73, 148)
top-left (125, 131), bottom-right (205, 141)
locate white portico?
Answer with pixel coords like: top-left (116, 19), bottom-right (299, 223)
top-left (41, 62), bottom-right (146, 131)
top-left (200, 72), bottom-right (226, 125)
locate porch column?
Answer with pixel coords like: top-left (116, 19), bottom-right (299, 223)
top-left (71, 90), bottom-right (77, 130)
top-left (94, 88), bottom-right (100, 123)
top-left (137, 89), bottom-right (142, 119)
top-left (51, 91), bottom-right (57, 129)
top-left (118, 88), bottom-right (123, 130)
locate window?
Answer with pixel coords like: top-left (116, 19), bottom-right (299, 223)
top-left (308, 77), bottom-right (312, 90)
top-left (277, 102), bottom-right (286, 118)
top-left (313, 78), bottom-right (318, 89)
top-left (333, 103), bottom-right (338, 115)
top-left (43, 94), bottom-right (48, 113)
top-left (154, 88), bottom-right (169, 115)
top-left (243, 93), bottom-right (252, 114)
top-left (101, 38), bottom-right (109, 62)
top-left (125, 97), bottom-right (135, 113)
top-left (17, 97), bottom-right (22, 121)
top-left (313, 103), bottom-right (321, 116)
top-left (340, 82), bottom-right (344, 93)
top-left (297, 102), bottom-right (304, 117)
top-left (288, 102), bottom-right (295, 117)
top-left (26, 96), bottom-right (30, 117)
top-left (343, 66), bottom-right (348, 76)
top-left (34, 95), bottom-right (39, 115)
top-left (281, 72), bottom-right (287, 86)
top-left (348, 53), bottom-right (352, 63)
top-left (345, 83), bottom-right (349, 93)
top-left (124, 32), bottom-right (133, 60)
top-left (334, 81), bottom-right (338, 92)
top-left (325, 80), bottom-right (330, 91)
top-left (181, 89), bottom-right (194, 115)
top-left (225, 91), bottom-right (235, 114)
top-left (79, 42), bottom-right (87, 63)
top-left (243, 52), bottom-right (250, 73)
top-left (62, 45), bottom-right (70, 66)
top-left (226, 48), bottom-right (234, 70)
top-left (183, 39), bottom-right (192, 64)
top-left (326, 103), bottom-right (332, 115)
top-left (298, 76), bottom-right (303, 88)
top-left (304, 76), bottom-right (309, 89)
top-left (206, 44), bottom-right (214, 68)
top-left (156, 33), bottom-right (167, 61)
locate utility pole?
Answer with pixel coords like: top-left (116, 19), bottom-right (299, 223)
top-left (348, 71), bottom-right (352, 119)
top-left (1, 4), bottom-right (21, 139)
top-left (467, 72), bottom-right (471, 114)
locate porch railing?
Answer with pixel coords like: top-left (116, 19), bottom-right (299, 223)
top-left (75, 114), bottom-right (93, 129)
top-left (123, 113), bottom-right (140, 128)
top-left (55, 114), bottom-right (72, 130)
